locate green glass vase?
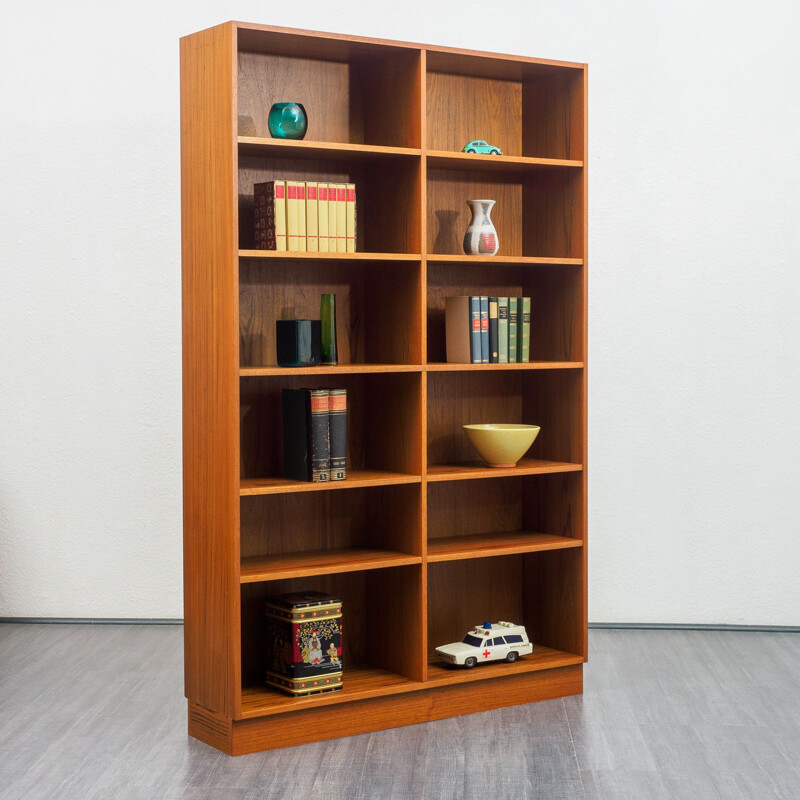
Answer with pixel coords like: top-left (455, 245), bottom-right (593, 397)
top-left (320, 294), bottom-right (337, 366)
top-left (267, 102), bottom-right (307, 139)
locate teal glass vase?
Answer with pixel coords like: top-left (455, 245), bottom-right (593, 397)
top-left (268, 102), bottom-right (307, 140)
top-left (320, 294), bottom-right (338, 366)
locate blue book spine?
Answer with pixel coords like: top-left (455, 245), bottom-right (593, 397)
top-left (469, 296), bottom-right (481, 363)
top-left (479, 296), bottom-right (489, 364)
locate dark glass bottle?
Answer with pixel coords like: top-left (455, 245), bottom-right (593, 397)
top-left (320, 294), bottom-right (337, 366)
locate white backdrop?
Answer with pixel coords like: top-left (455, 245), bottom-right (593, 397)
top-left (1, 1), bottom-right (798, 623)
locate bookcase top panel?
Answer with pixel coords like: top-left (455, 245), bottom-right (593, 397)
top-left (226, 21), bottom-right (586, 74)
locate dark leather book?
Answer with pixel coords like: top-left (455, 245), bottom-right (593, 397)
top-left (327, 389), bottom-right (347, 481)
top-left (488, 297), bottom-right (499, 363)
top-left (253, 181), bottom-right (286, 251)
top-left (498, 297), bottom-right (509, 363)
top-left (508, 297), bottom-right (519, 364)
top-left (282, 388), bottom-right (330, 482)
top-left (479, 296), bottom-right (490, 364)
top-left (519, 296), bottom-right (531, 362)
top-left (470, 296), bottom-right (481, 363)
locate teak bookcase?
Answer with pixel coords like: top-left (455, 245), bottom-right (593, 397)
top-left (180, 21), bottom-right (587, 756)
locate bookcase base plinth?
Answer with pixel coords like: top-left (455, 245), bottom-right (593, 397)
top-left (188, 664), bottom-right (583, 755)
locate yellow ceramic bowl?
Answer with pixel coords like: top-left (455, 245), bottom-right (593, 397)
top-left (462, 423), bottom-right (541, 468)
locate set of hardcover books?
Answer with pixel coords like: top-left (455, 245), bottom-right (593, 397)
top-left (282, 388), bottom-right (347, 482)
top-left (254, 181), bottom-right (356, 252)
top-left (445, 296), bottom-right (532, 364)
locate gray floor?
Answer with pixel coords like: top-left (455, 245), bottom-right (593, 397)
top-left (0, 625), bottom-right (798, 800)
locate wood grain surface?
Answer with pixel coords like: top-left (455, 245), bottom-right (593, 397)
top-left (240, 483), bottom-right (422, 561)
top-left (427, 167), bottom-right (522, 255)
top-left (427, 149), bottom-right (582, 171)
top-left (427, 531), bottom-right (582, 562)
top-left (180, 21), bottom-right (240, 719)
top-left (426, 262), bottom-right (584, 362)
top-left (181, 20), bottom-right (587, 754)
top-left (220, 664), bottom-right (582, 753)
top-left (239, 259), bottom-right (422, 367)
top-left (237, 153), bottom-right (421, 253)
top-left (239, 372), bottom-right (422, 480)
top-left (427, 72), bottom-right (522, 155)
top-left (239, 565), bottom-right (424, 691)
top-left (240, 548), bottom-right (422, 583)
top-left (239, 470), bottom-right (421, 496)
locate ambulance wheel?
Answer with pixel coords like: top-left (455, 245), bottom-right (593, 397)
top-left (506, 651), bottom-right (518, 663)
top-left (464, 657), bottom-right (477, 669)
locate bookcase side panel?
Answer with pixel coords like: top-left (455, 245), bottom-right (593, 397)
top-left (580, 66), bottom-right (588, 658)
top-left (181, 23), bottom-right (240, 717)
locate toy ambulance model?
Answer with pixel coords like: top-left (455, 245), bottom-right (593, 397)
top-left (435, 621), bottom-right (533, 668)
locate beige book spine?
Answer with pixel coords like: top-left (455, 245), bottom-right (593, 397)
top-left (296, 182), bottom-right (307, 251)
top-left (327, 183), bottom-right (337, 252)
top-left (286, 181), bottom-right (300, 252)
top-left (345, 183), bottom-right (356, 253)
top-left (305, 182), bottom-right (319, 252)
top-left (335, 183), bottom-right (347, 253)
top-left (317, 183), bottom-right (329, 252)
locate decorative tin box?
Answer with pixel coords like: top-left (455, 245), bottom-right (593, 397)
top-left (264, 591), bottom-right (343, 696)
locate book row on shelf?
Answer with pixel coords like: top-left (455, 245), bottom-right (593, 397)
top-left (282, 388), bottom-right (347, 483)
top-left (254, 181), bottom-right (356, 253)
top-left (446, 295), bottom-right (532, 364)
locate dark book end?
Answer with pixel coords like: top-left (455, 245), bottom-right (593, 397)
top-left (282, 388), bottom-right (330, 482)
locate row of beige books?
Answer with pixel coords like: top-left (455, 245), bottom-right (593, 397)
top-left (254, 181), bottom-right (356, 252)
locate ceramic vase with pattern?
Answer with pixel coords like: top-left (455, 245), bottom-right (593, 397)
top-left (463, 199), bottom-right (499, 256)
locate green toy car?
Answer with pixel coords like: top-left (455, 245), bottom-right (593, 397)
top-left (462, 139), bottom-right (502, 155)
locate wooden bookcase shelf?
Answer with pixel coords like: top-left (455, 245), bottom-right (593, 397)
top-left (238, 137), bottom-right (422, 160)
top-left (426, 459), bottom-right (583, 481)
top-left (240, 664), bottom-right (418, 719)
top-left (240, 364), bottom-right (423, 377)
top-left (427, 531), bottom-right (582, 562)
top-left (240, 470), bottom-right (422, 496)
top-left (425, 361), bottom-right (584, 371)
top-left (239, 250), bottom-right (422, 261)
top-left (241, 548), bottom-right (423, 583)
top-left (181, 21), bottom-right (586, 756)
top-left (426, 150), bottom-right (583, 172)
top-left (427, 254), bottom-right (583, 265)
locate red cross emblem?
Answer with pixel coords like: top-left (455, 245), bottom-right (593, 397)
top-left (483, 649), bottom-right (491, 659)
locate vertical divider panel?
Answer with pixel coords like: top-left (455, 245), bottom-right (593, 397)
top-left (181, 21), bottom-right (241, 719)
top-left (232, 28), bottom-right (243, 719)
top-left (418, 47), bottom-right (430, 681)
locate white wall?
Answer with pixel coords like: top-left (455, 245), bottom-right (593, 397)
top-left (1, 0), bottom-right (798, 624)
